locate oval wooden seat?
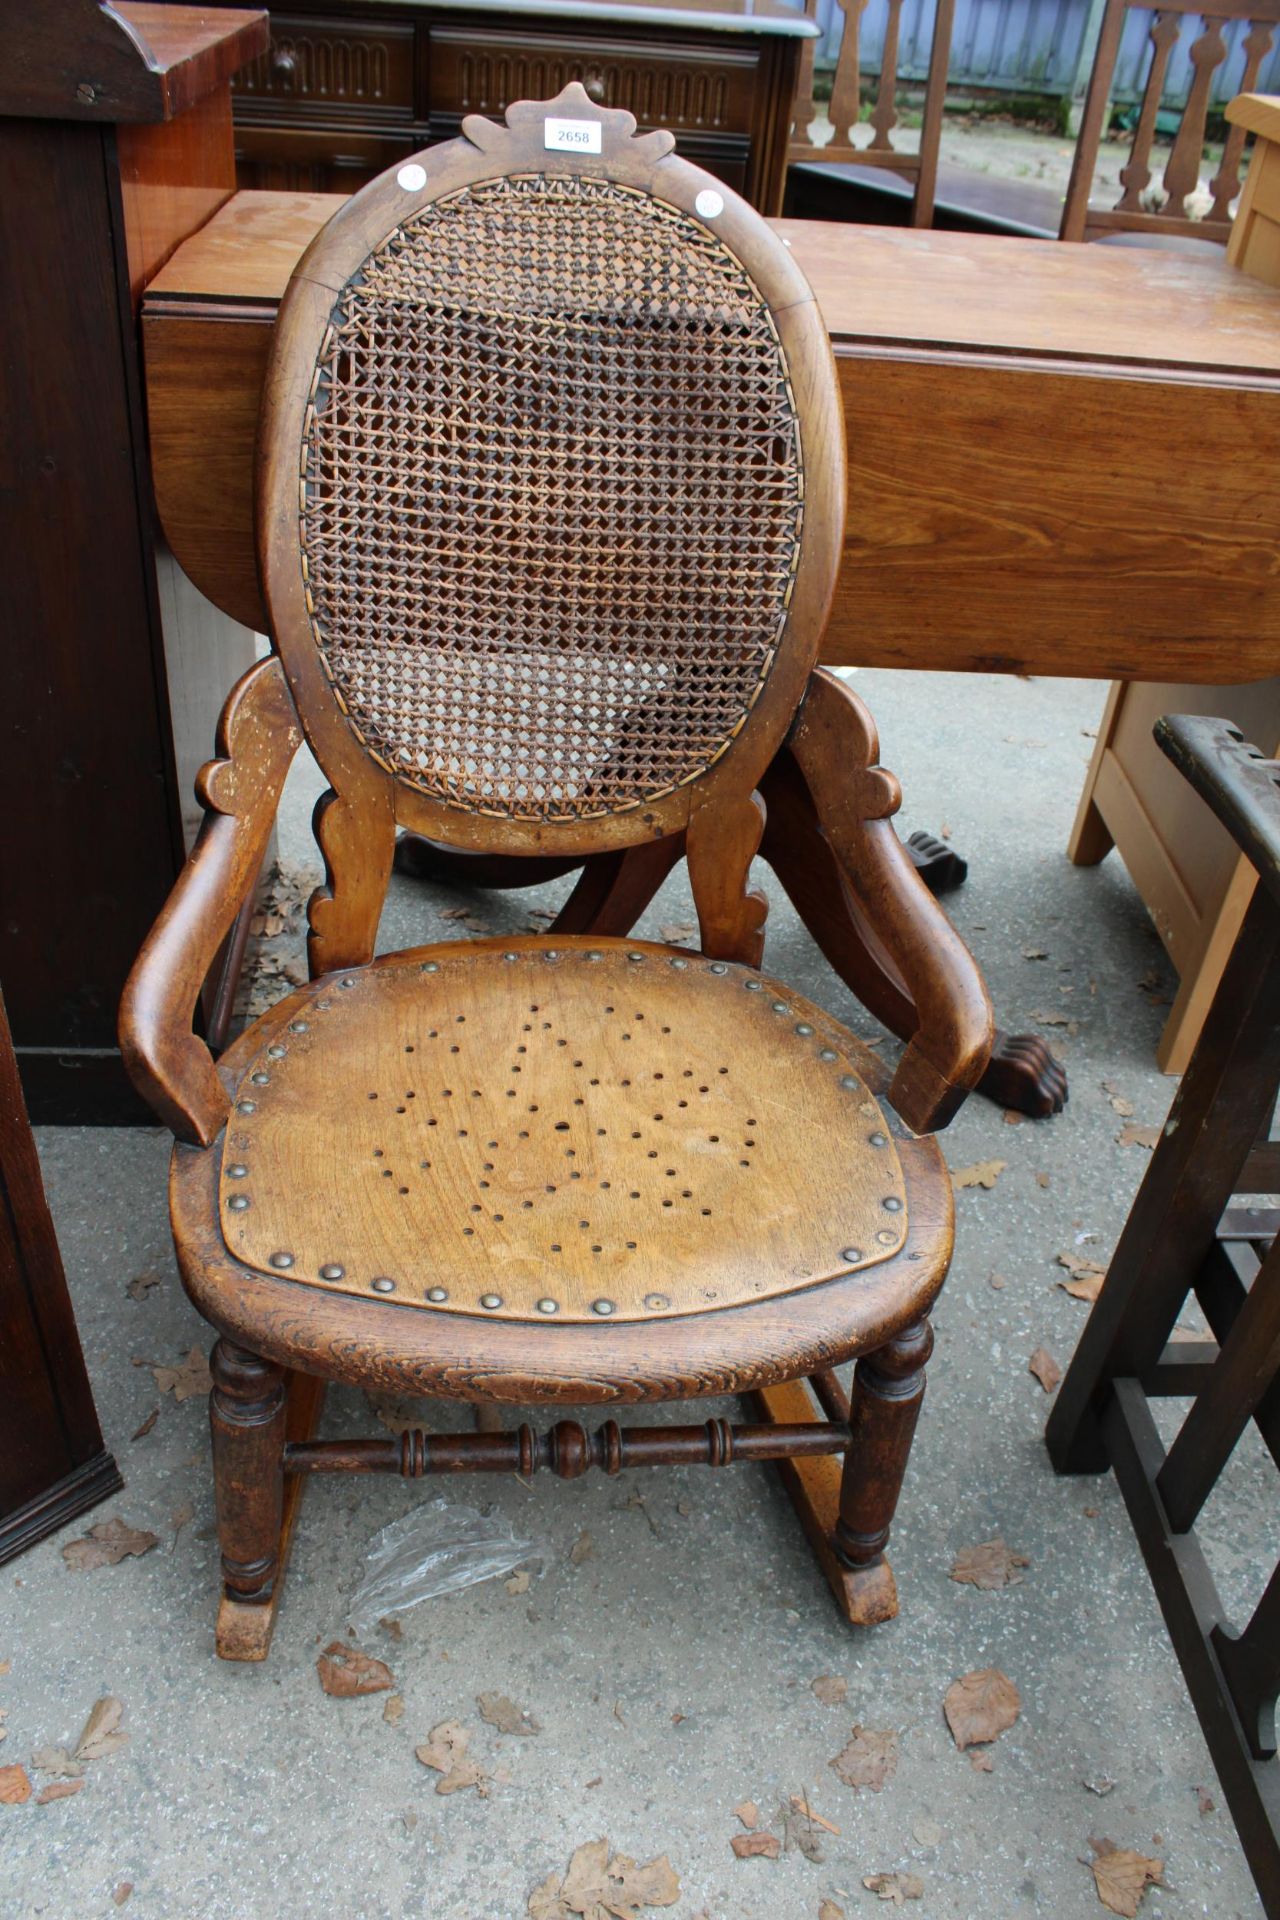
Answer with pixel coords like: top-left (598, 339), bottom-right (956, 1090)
top-left (173, 937), bottom-right (951, 1403)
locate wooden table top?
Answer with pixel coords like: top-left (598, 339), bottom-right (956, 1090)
top-left (149, 190), bottom-right (1280, 380)
top-left (143, 191), bottom-right (1280, 682)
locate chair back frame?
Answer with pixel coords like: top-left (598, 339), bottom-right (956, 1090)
top-left (1061, 0), bottom-right (1280, 243)
top-left (787, 0), bottom-right (956, 227)
top-left (257, 83), bottom-right (846, 921)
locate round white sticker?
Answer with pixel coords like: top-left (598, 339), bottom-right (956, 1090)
top-left (694, 189), bottom-right (724, 220)
top-left (397, 163), bottom-right (427, 193)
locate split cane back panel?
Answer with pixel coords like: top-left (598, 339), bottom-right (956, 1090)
top-left (216, 941), bottom-right (908, 1325)
top-left (258, 87), bottom-right (844, 858)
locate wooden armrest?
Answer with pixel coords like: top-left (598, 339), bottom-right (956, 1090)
top-left (787, 669), bottom-right (993, 1133)
top-left (119, 658), bottom-right (302, 1146)
top-left (1156, 713), bottom-right (1280, 908)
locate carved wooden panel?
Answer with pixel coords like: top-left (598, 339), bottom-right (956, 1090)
top-left (232, 14), bottom-right (415, 119)
top-left (428, 29), bottom-right (761, 135)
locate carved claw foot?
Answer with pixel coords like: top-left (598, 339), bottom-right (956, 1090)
top-left (905, 830), bottom-right (968, 896)
top-left (978, 1029), bottom-right (1069, 1116)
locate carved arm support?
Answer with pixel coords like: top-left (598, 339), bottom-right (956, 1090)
top-left (787, 669), bottom-right (993, 1132)
top-left (119, 658), bottom-right (302, 1147)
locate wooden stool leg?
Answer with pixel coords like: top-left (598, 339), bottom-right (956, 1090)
top-left (210, 1339), bottom-right (286, 1660)
top-left (834, 1319), bottom-right (933, 1591)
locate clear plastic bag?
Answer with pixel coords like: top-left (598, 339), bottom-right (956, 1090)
top-left (348, 1497), bottom-right (547, 1634)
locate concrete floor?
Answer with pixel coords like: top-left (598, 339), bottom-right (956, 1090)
top-left (4, 667), bottom-right (1272, 1919)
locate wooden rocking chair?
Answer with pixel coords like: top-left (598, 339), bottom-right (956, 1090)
top-left (119, 84), bottom-right (993, 1660)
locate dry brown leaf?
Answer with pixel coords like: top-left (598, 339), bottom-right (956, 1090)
top-left (383, 1695), bottom-right (404, 1727)
top-left (819, 1903), bottom-right (845, 1920)
top-left (1196, 1785), bottom-right (1215, 1817)
top-left (1031, 1009), bottom-right (1075, 1030)
top-left (478, 1692), bottom-right (540, 1736)
top-left (31, 1746), bottom-right (83, 1780)
top-left (989, 1273), bottom-right (1007, 1290)
top-left (379, 1616), bottom-right (403, 1639)
top-left (943, 1669), bottom-right (1020, 1749)
top-left (1023, 947), bottom-right (1048, 961)
top-left (528, 1838), bottom-right (679, 1918)
top-left (151, 1348), bottom-right (211, 1403)
top-left (862, 1872), bottom-right (924, 1905)
top-left (1035, 1171), bottom-right (1051, 1189)
top-left (126, 1270), bottom-right (162, 1300)
top-left (35, 1779), bottom-right (85, 1805)
top-left (811, 1674), bottom-right (847, 1706)
top-left (130, 1409), bottom-right (158, 1442)
top-left (949, 1537), bottom-right (1029, 1590)
top-left (829, 1725), bottom-right (898, 1792)
top-left (62, 1517), bottom-right (158, 1573)
top-left (415, 1720), bottom-right (490, 1797)
top-left (364, 1392), bottom-right (429, 1434)
top-left (1029, 1346), bottom-right (1063, 1392)
top-left (569, 1530), bottom-right (594, 1565)
top-left (968, 1750), bottom-right (994, 1773)
top-left (951, 1160), bottom-right (1006, 1191)
top-left (504, 1569), bottom-right (532, 1595)
top-left (0, 1763), bottom-right (31, 1804)
top-left (659, 922), bottom-right (696, 943)
top-left (112, 1885), bottom-right (133, 1907)
top-left (730, 1832), bottom-right (780, 1860)
top-left (734, 1800), bottom-right (759, 1830)
top-left (316, 1642), bottom-right (394, 1699)
top-left (75, 1697), bottom-right (128, 1763)
top-left (1003, 1109), bottom-right (1023, 1127)
top-left (1087, 1838), bottom-right (1163, 1917)
top-left (1057, 1251), bottom-right (1108, 1303)
top-left (1118, 1124), bottom-right (1161, 1151)
top-left (1101, 1081), bottom-right (1135, 1118)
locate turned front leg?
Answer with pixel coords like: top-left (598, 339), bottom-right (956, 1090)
top-left (210, 1339), bottom-right (287, 1605)
top-left (834, 1319), bottom-right (932, 1572)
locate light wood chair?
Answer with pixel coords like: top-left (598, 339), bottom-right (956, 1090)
top-left (1061, 0), bottom-right (1280, 244)
top-left (120, 83), bottom-right (992, 1661)
top-left (785, 0), bottom-right (955, 226)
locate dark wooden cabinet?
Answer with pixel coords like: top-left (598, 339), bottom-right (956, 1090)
top-left (0, 985), bottom-right (120, 1562)
top-left (0, 1), bottom-right (268, 1123)
top-left (219, 1), bottom-right (808, 209)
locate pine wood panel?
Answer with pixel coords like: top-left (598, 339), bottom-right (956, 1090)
top-left (142, 199), bottom-right (1280, 681)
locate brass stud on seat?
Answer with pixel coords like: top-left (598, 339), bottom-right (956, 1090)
top-left (536, 1298), bottom-right (559, 1315)
top-left (267, 1045), bottom-right (287, 1059)
top-left (644, 1293), bottom-right (670, 1311)
top-left (421, 961), bottom-right (439, 974)
top-left (227, 1194), bottom-right (250, 1212)
top-left (502, 952), bottom-right (519, 962)
top-left (480, 1293), bottom-right (503, 1310)
top-left (585, 951), bottom-right (602, 962)
top-left (371, 1275), bottom-right (396, 1293)
top-left (819, 1047), bottom-right (837, 1061)
top-left (269, 1251), bottom-right (294, 1269)
top-left (237, 1100), bottom-right (256, 1115)
top-left (744, 979), bottom-right (762, 991)
top-left (883, 1196), bottom-right (903, 1212)
top-left (591, 1298), bottom-right (615, 1316)
top-left (341, 976), bottom-right (357, 988)
top-left (426, 1286), bottom-right (448, 1303)
top-left (227, 1163), bottom-right (248, 1179)
top-left (839, 1076), bottom-right (858, 1091)
top-left (251, 1071), bottom-right (270, 1086)
top-left (771, 1001), bottom-right (788, 1014)
top-left (709, 962), bottom-right (727, 974)
top-left (318, 1263), bottom-right (344, 1281)
top-left (795, 1023), bottom-right (813, 1037)
top-left (288, 1020), bottom-right (308, 1034)
top-left (669, 957), bottom-right (687, 970)
top-left (869, 1131), bottom-right (888, 1147)
top-left (876, 1228), bottom-right (897, 1246)
top-left (626, 952), bottom-right (644, 964)
top-left (841, 1247), bottom-right (863, 1263)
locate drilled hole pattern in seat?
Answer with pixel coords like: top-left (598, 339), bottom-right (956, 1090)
top-left (299, 173), bottom-right (805, 822)
top-left (218, 942), bottom-right (908, 1323)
